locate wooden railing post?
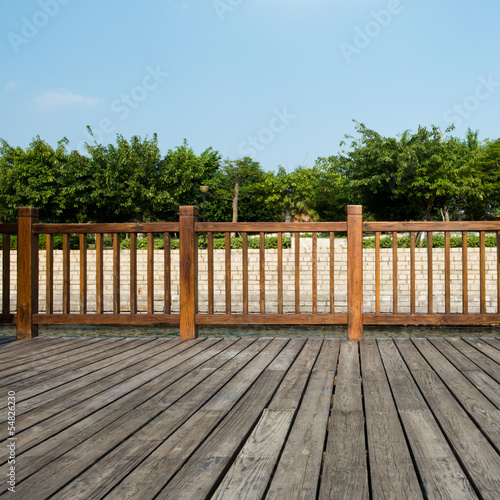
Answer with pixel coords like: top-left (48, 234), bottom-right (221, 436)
top-left (347, 205), bottom-right (363, 339)
top-left (17, 207), bottom-right (39, 339)
top-left (179, 206), bottom-right (198, 339)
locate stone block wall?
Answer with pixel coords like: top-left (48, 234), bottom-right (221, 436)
top-left (1, 239), bottom-right (498, 315)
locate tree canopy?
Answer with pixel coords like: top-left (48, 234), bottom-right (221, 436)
top-left (1, 124), bottom-right (499, 223)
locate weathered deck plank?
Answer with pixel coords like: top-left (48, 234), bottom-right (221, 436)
top-left (1, 336), bottom-right (499, 500)
top-left (266, 339), bottom-right (340, 500)
top-left (360, 339), bottom-right (423, 500)
top-left (378, 339), bottom-right (478, 499)
top-left (319, 339), bottom-right (369, 500)
top-left (396, 339), bottom-right (500, 499)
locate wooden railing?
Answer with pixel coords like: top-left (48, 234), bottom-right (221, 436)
top-left (3, 206), bottom-right (500, 340)
top-left (362, 221), bottom-right (500, 326)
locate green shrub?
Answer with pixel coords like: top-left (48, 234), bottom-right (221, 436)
top-left (363, 234), bottom-right (498, 248)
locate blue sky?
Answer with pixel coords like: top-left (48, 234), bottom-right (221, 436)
top-left (1, 0), bottom-right (499, 172)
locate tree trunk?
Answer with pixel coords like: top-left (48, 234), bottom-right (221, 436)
top-left (284, 207), bottom-right (292, 223)
top-left (440, 206), bottom-right (450, 222)
top-left (231, 181), bottom-right (239, 238)
top-left (232, 182), bottom-right (239, 223)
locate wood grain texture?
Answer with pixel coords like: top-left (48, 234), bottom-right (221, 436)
top-left (113, 233), bottom-right (120, 314)
top-left (360, 339), bottom-right (423, 500)
top-left (212, 409), bottom-right (295, 500)
top-left (393, 231), bottom-right (398, 314)
top-left (46, 234), bottom-right (53, 315)
top-left (480, 231), bottom-right (486, 313)
top-left (463, 231), bottom-right (468, 314)
top-left (445, 231), bottom-right (450, 314)
top-left (164, 232), bottom-right (171, 314)
top-left (260, 231), bottom-right (265, 314)
top-left (295, 231), bottom-right (300, 313)
top-left (2, 235), bottom-right (10, 316)
top-left (179, 206), bottom-right (198, 339)
top-left (375, 231), bottom-right (380, 314)
top-left (34, 222), bottom-right (179, 234)
top-left (411, 231), bottom-right (416, 315)
top-left (225, 232), bottom-right (231, 314)
top-left (412, 338), bottom-right (500, 450)
top-left (196, 222), bottom-right (347, 232)
top-left (96, 233), bottom-right (103, 315)
top-left (364, 221), bottom-right (500, 231)
top-left (195, 313), bottom-right (347, 325)
top-left (16, 207), bottom-right (39, 338)
top-left (396, 338), bottom-right (500, 499)
top-left (378, 339), bottom-right (478, 499)
top-left (320, 340), bottom-right (368, 500)
top-left (312, 232), bottom-right (317, 314)
top-left (1, 335), bottom-right (498, 499)
top-left (62, 233), bottom-right (70, 315)
top-left (278, 232), bottom-right (283, 314)
top-left (428, 231), bottom-right (433, 314)
top-left (330, 232), bottom-right (335, 313)
top-left (79, 234), bottom-right (86, 314)
top-left (130, 233), bottom-right (137, 314)
top-left (347, 206), bottom-right (363, 339)
top-left (147, 232), bottom-right (154, 314)
top-left (242, 232), bottom-right (248, 315)
top-left (266, 340), bottom-right (339, 500)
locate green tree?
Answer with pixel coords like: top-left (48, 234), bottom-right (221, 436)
top-left (85, 131), bottom-right (162, 222)
top-left (0, 136), bottom-right (71, 222)
top-left (312, 157), bottom-right (352, 221)
top-left (155, 140), bottom-right (221, 221)
top-left (210, 157), bottom-right (269, 223)
top-left (259, 166), bottom-right (320, 222)
top-left (336, 122), bottom-right (483, 221)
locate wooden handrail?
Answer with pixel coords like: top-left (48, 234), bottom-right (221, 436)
top-left (9, 205), bottom-right (500, 340)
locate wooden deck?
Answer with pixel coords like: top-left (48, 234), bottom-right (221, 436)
top-left (1, 335), bottom-right (499, 499)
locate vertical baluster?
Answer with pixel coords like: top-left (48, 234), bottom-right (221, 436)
top-left (46, 234), bottom-right (53, 315)
top-left (462, 231), bottom-right (468, 314)
top-left (497, 231), bottom-right (500, 314)
top-left (260, 232), bottom-right (265, 314)
top-left (62, 233), bottom-right (70, 314)
top-left (79, 234), bottom-right (87, 314)
top-left (242, 232), bottom-right (248, 315)
top-left (277, 232), bottom-right (283, 314)
top-left (312, 232), bottom-right (317, 314)
top-left (147, 232), bottom-right (154, 314)
top-left (392, 231), bottom-right (398, 314)
top-left (480, 231), bottom-right (486, 314)
top-left (96, 233), bottom-right (103, 314)
top-left (428, 231), bottom-right (433, 314)
top-left (295, 232), bottom-right (300, 313)
top-left (225, 232), bottom-right (231, 314)
top-left (2, 235), bottom-right (9, 315)
top-left (113, 233), bottom-right (120, 314)
top-left (375, 232), bottom-right (380, 314)
top-left (410, 232), bottom-right (415, 315)
top-left (164, 232), bottom-right (171, 314)
top-left (445, 232), bottom-right (450, 314)
top-left (330, 232), bottom-right (335, 314)
top-left (208, 232), bottom-right (214, 314)
top-left (130, 233), bottom-right (137, 314)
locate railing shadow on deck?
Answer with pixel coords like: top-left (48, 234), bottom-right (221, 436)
top-left (2, 205), bottom-right (500, 340)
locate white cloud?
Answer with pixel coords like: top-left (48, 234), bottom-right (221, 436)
top-left (4, 80), bottom-right (25, 92)
top-left (34, 90), bottom-right (103, 110)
